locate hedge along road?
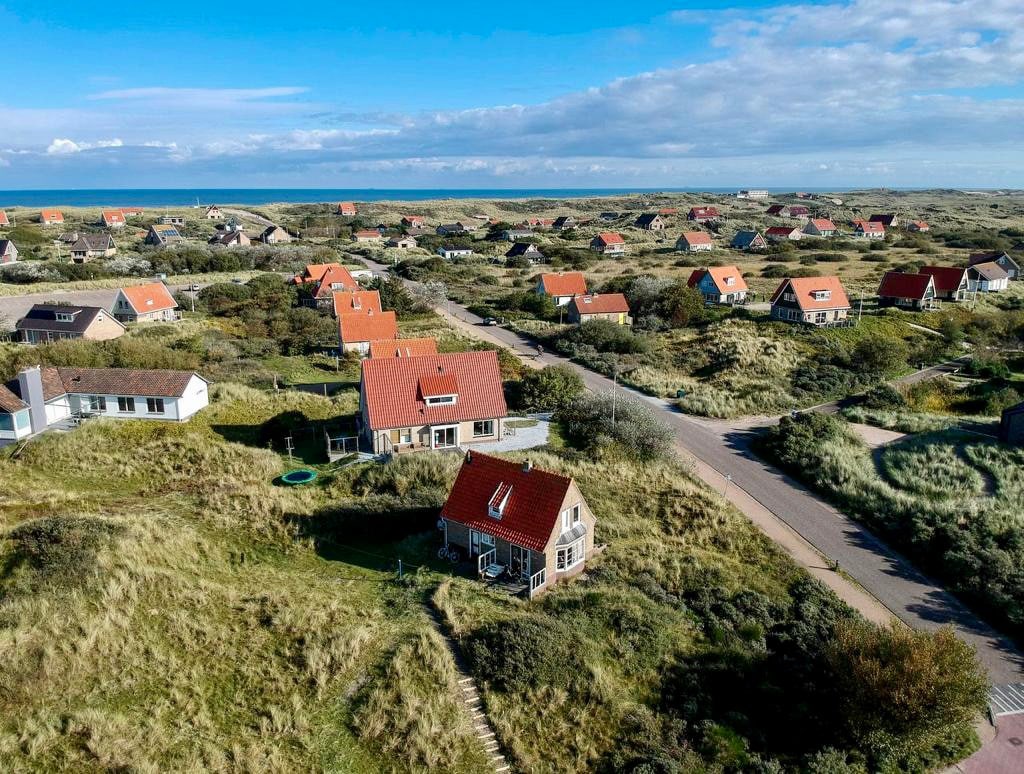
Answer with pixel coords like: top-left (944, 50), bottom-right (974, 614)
top-left (363, 256), bottom-right (1024, 687)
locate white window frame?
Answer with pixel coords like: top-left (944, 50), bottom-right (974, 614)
top-left (117, 396), bottom-right (135, 413)
top-left (425, 394), bottom-right (456, 406)
top-left (571, 503), bottom-right (581, 525)
top-left (87, 395), bottom-right (106, 412)
top-left (431, 424), bottom-right (458, 449)
top-left (473, 419), bottom-right (493, 437)
top-left (556, 538), bottom-right (585, 572)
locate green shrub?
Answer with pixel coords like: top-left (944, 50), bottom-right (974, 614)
top-left (3, 515), bottom-right (123, 592)
top-left (465, 615), bottom-right (588, 693)
top-left (556, 392), bottom-right (674, 461)
top-left (510, 364), bottom-right (585, 412)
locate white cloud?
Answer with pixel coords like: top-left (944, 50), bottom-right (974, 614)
top-left (5, 0), bottom-right (1024, 186)
top-left (46, 137), bottom-right (123, 155)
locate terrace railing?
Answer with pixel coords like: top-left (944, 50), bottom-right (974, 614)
top-left (477, 548), bottom-right (497, 577)
top-left (528, 568), bottom-right (547, 599)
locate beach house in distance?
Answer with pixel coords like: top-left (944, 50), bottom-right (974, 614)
top-left (439, 450), bottom-right (598, 598)
top-left (1, 366), bottom-right (208, 442)
top-left (359, 351), bottom-right (507, 455)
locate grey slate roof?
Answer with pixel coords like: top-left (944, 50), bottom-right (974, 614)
top-left (71, 234), bottom-right (114, 252)
top-left (15, 304), bottom-right (119, 335)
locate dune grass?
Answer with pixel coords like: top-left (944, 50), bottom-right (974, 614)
top-left (0, 385), bottom-right (487, 772)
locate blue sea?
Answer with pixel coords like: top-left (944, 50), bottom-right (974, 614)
top-left (0, 188), bottom-right (848, 208)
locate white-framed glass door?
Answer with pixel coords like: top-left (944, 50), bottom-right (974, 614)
top-left (470, 529), bottom-right (481, 557)
top-left (510, 545), bottom-right (530, 581)
top-left (431, 425), bottom-right (458, 449)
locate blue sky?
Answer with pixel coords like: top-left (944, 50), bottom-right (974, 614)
top-left (1, 0), bottom-right (1023, 188)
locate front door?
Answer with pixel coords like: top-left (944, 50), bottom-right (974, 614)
top-left (432, 426), bottom-right (457, 449)
top-left (470, 530), bottom-right (481, 557)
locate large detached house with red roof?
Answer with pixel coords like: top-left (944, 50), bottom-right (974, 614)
top-left (688, 206), bottom-right (721, 223)
top-left (567, 293), bottom-right (631, 325)
top-left (440, 451), bottom-right (598, 598)
top-left (853, 220), bottom-right (886, 239)
top-left (877, 271), bottom-right (938, 310)
top-left (920, 266), bottom-right (969, 301)
top-left (803, 218), bottom-right (837, 237)
top-left (359, 350), bottom-right (507, 455)
top-left (907, 221), bottom-right (930, 233)
top-left (101, 210), bottom-right (127, 228)
top-left (0, 211), bottom-right (10, 227)
top-left (688, 266), bottom-right (748, 305)
top-left (40, 209), bottom-right (64, 226)
top-left (770, 276), bottom-right (852, 326)
top-left (339, 310), bottom-right (398, 354)
top-left (766, 226), bottom-right (802, 242)
top-left (306, 265), bottom-right (360, 308)
top-left (675, 231), bottom-right (713, 252)
top-left (536, 271), bottom-right (587, 305)
top-left (590, 232), bottom-right (626, 255)
top-left (112, 282), bottom-right (181, 324)
top-left (337, 202), bottom-right (357, 216)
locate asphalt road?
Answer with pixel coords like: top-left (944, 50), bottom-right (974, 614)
top-left (366, 256), bottom-right (1024, 686)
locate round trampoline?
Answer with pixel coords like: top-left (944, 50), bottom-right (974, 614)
top-left (280, 469), bottom-right (318, 486)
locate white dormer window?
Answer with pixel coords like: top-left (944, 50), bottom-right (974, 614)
top-left (55, 312), bottom-right (74, 322)
top-left (813, 290), bottom-right (832, 301)
top-left (724, 276), bottom-right (735, 286)
top-left (488, 482), bottom-right (512, 519)
top-left (425, 394), bottom-right (456, 406)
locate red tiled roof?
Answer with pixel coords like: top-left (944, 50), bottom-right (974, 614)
top-left (919, 266), bottom-right (967, 293)
top-left (678, 231), bottom-right (712, 246)
top-left (766, 226), bottom-right (799, 236)
top-left (766, 205), bottom-right (785, 215)
top-left (338, 310), bottom-right (397, 344)
top-left (569, 293), bottom-right (630, 315)
top-left (771, 276), bottom-right (851, 311)
top-left (658, 208), bottom-right (678, 215)
top-left (788, 205), bottom-right (809, 216)
top-left (689, 206), bottom-right (720, 218)
top-left (332, 289), bottom-right (382, 317)
top-left (539, 271), bottom-right (587, 297)
top-left (808, 218), bottom-right (837, 231)
top-left (354, 229), bottom-right (382, 238)
top-left (594, 232), bottom-right (624, 245)
top-left (360, 351), bottom-right (507, 431)
top-left (102, 210), bottom-right (126, 224)
top-left (0, 211), bottom-right (9, 226)
top-left (419, 371), bottom-right (459, 398)
top-left (40, 209), bottom-right (64, 222)
top-left (909, 220), bottom-right (929, 230)
top-left (854, 220), bottom-right (885, 234)
top-left (441, 452), bottom-right (572, 552)
top-left (299, 262), bottom-right (341, 283)
top-left (314, 265), bottom-right (359, 297)
top-left (689, 266), bottom-right (748, 294)
top-left (877, 271), bottom-right (933, 300)
top-left (338, 201), bottom-right (356, 213)
top-left (119, 282), bottom-right (178, 313)
top-left (368, 338), bottom-right (439, 358)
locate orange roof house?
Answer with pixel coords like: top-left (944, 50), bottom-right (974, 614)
top-left (295, 262), bottom-right (342, 284)
top-left (359, 351), bottom-right (507, 454)
top-left (877, 271), bottom-right (937, 310)
top-left (338, 202), bottom-right (357, 216)
top-left (537, 271), bottom-right (587, 304)
top-left (688, 206), bottom-right (721, 222)
top-left (770, 276), bottom-right (851, 325)
top-left (907, 220), bottom-right (930, 232)
top-left (439, 451), bottom-right (597, 596)
top-left (590, 232), bottom-right (626, 254)
top-left (803, 218), bottom-right (837, 237)
top-left (40, 209), bottom-right (64, 226)
top-left (368, 337), bottom-right (439, 359)
top-left (332, 289), bottom-right (382, 318)
top-left (112, 282), bottom-right (180, 323)
top-left (676, 231), bottom-right (713, 251)
top-left (687, 266), bottom-right (749, 304)
top-left (310, 265), bottom-right (360, 306)
top-left (853, 219), bottom-right (885, 238)
top-left (102, 210), bottom-right (127, 228)
top-left (338, 310), bottom-right (398, 353)
top-left (0, 211), bottom-right (11, 226)
top-left (567, 293), bottom-right (631, 325)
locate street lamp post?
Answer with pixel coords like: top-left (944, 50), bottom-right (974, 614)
top-left (723, 473), bottom-right (732, 496)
